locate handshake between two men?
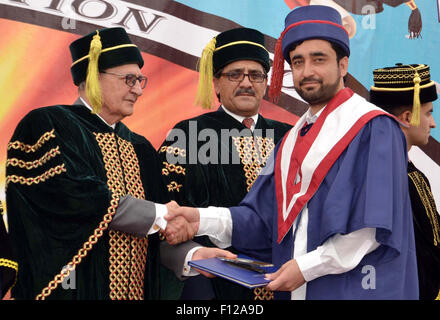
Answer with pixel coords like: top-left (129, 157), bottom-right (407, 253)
top-left (161, 201), bottom-right (306, 292)
top-left (164, 201), bottom-right (200, 245)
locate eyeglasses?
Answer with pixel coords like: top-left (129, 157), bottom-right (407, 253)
top-left (101, 71), bottom-right (148, 89)
top-left (220, 71), bottom-right (267, 83)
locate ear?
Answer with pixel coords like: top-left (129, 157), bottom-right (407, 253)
top-left (397, 110), bottom-right (413, 126)
top-left (213, 77), bottom-right (220, 96)
top-left (342, 15), bottom-right (357, 39)
top-left (339, 56), bottom-right (349, 78)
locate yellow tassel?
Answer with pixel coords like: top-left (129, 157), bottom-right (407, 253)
top-left (195, 37), bottom-right (217, 109)
top-left (405, 0), bottom-right (417, 10)
top-left (86, 30), bottom-right (103, 114)
top-left (410, 71), bottom-right (421, 126)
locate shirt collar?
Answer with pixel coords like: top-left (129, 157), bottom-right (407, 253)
top-left (221, 105), bottom-right (259, 130)
top-left (79, 97), bottom-right (116, 129)
top-left (304, 106), bottom-right (326, 125)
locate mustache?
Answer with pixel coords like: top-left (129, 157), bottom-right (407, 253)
top-left (235, 88), bottom-right (256, 96)
top-left (300, 77), bottom-right (322, 86)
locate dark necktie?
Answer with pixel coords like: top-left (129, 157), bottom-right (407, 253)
top-left (242, 118), bottom-right (254, 129)
top-left (300, 122), bottom-right (313, 136)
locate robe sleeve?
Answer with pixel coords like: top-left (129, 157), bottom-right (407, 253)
top-left (109, 195), bottom-right (157, 237)
top-left (307, 115), bottom-right (412, 260)
top-left (5, 108), bottom-right (117, 298)
top-left (159, 241), bottom-right (201, 279)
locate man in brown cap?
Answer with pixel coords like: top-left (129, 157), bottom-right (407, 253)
top-left (5, 27), bottom-right (232, 300)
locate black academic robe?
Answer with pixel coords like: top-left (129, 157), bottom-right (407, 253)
top-left (408, 161), bottom-right (440, 300)
top-left (159, 108), bottom-right (291, 300)
top-left (6, 103), bottom-right (169, 300)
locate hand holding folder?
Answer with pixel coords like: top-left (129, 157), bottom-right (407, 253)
top-left (188, 255), bottom-right (277, 288)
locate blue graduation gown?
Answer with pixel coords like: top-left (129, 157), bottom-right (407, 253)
top-left (230, 115), bottom-right (419, 300)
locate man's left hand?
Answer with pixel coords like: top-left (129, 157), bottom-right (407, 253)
top-left (264, 259), bottom-right (305, 291)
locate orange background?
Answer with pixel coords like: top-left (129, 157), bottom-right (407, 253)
top-left (0, 19), bottom-right (299, 197)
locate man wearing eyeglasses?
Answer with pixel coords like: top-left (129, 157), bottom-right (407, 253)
top-left (5, 27), bottom-right (233, 300)
top-left (165, 6), bottom-right (419, 300)
top-left (158, 27), bottom-right (292, 300)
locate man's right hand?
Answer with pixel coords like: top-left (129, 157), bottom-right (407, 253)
top-left (164, 205), bottom-right (200, 245)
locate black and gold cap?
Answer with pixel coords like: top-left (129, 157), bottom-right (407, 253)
top-left (195, 27), bottom-right (270, 110)
top-left (70, 27), bottom-right (144, 114)
top-left (370, 63), bottom-right (437, 126)
top-left (70, 27), bottom-right (143, 85)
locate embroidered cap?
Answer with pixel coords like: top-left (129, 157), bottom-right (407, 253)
top-left (269, 5), bottom-right (350, 101)
top-left (195, 27), bottom-right (270, 109)
top-left (370, 63), bottom-right (437, 126)
top-left (70, 27), bottom-right (144, 114)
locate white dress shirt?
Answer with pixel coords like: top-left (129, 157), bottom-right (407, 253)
top-left (195, 106), bottom-right (380, 299)
top-left (221, 105), bottom-right (259, 131)
top-left (79, 97), bottom-right (115, 129)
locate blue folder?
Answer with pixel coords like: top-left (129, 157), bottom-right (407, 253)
top-left (188, 255), bottom-right (277, 289)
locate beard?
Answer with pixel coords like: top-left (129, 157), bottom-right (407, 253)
top-left (295, 76), bottom-right (342, 106)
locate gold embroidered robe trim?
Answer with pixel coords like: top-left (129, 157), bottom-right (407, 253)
top-left (94, 132), bottom-right (148, 300)
top-left (232, 136), bottom-right (275, 192)
top-left (162, 161), bottom-right (186, 176)
top-left (232, 135), bottom-right (275, 300)
top-left (6, 146), bottom-right (61, 170)
top-left (159, 145), bottom-right (186, 157)
top-left (7, 129), bottom-right (56, 153)
top-left (167, 181), bottom-right (183, 192)
top-left (409, 171), bottom-right (440, 246)
top-left (6, 164), bottom-right (66, 188)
